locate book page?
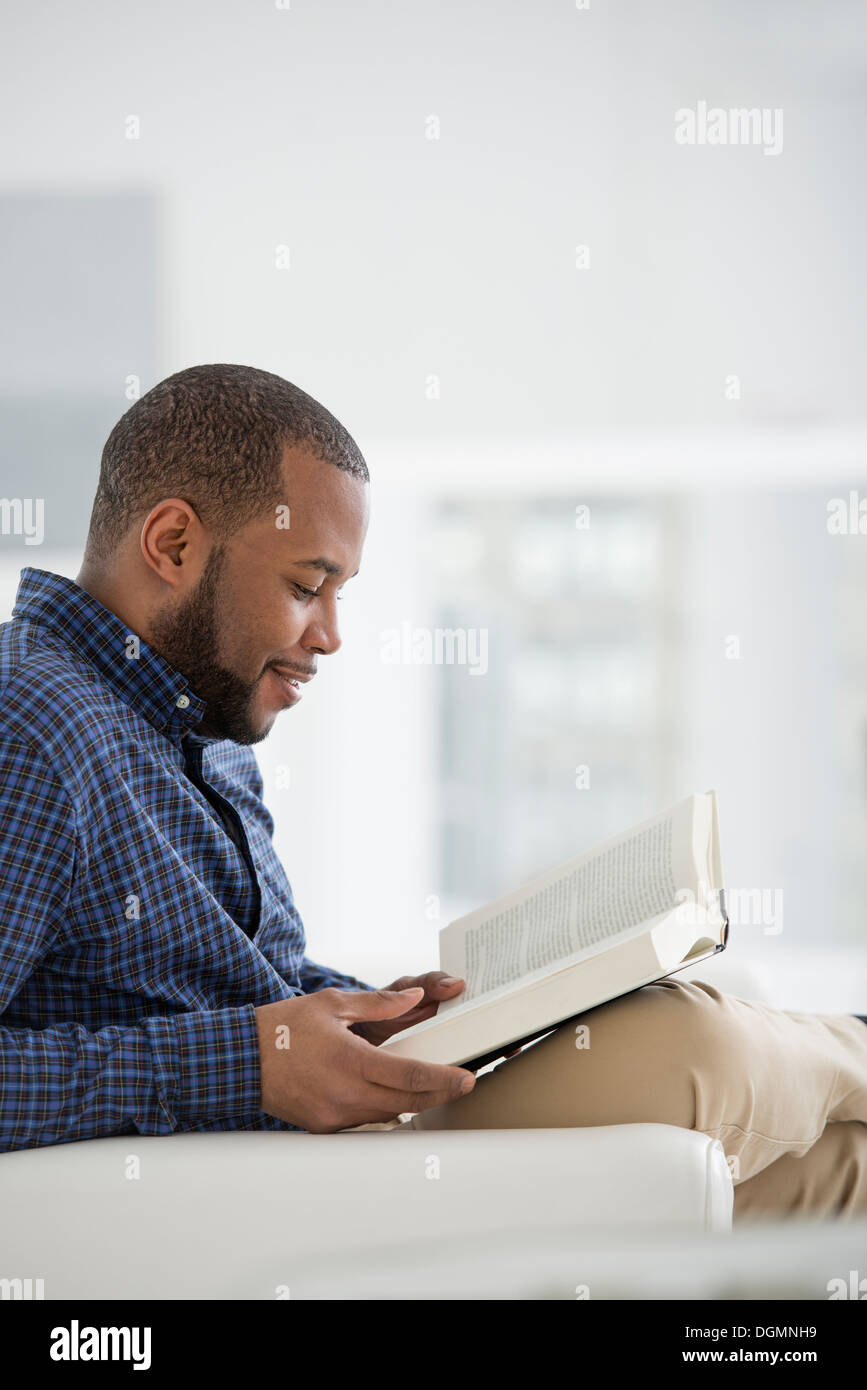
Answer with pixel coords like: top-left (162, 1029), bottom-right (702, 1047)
top-left (439, 795), bottom-right (704, 1007)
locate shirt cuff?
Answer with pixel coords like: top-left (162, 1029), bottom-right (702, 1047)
top-left (143, 1004), bottom-right (263, 1127)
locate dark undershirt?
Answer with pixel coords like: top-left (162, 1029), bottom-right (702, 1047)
top-left (180, 733), bottom-right (261, 938)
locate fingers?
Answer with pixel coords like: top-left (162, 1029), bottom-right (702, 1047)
top-left (384, 972), bottom-right (466, 999)
top-left (383, 976), bottom-right (421, 993)
top-left (413, 971), bottom-right (465, 997)
top-left (329, 986), bottom-right (425, 1022)
top-left (414, 971), bottom-right (465, 995)
top-left (357, 1076), bottom-right (474, 1119)
top-left (321, 988), bottom-right (474, 1100)
top-left (358, 1041), bottom-right (474, 1102)
top-left (255, 989), bottom-right (477, 1133)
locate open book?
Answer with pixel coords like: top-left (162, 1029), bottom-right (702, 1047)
top-left (380, 791), bottom-right (729, 1069)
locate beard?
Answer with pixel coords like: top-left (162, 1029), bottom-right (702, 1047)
top-left (148, 544), bottom-right (267, 745)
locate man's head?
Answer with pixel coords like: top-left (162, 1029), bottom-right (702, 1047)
top-left (79, 363), bottom-right (369, 745)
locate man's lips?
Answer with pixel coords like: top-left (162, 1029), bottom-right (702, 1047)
top-left (268, 665), bottom-right (315, 706)
top-left (271, 666), bottom-right (314, 685)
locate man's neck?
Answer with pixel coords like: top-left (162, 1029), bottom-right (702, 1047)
top-left (76, 564), bottom-right (149, 644)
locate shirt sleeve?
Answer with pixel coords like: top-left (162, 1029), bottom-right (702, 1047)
top-left (0, 736), bottom-right (264, 1152)
top-left (299, 956), bottom-right (377, 993)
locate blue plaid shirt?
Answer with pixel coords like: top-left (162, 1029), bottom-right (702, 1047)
top-left (0, 567), bottom-right (374, 1151)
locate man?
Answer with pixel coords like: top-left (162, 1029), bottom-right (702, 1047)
top-left (1, 364), bottom-right (865, 1222)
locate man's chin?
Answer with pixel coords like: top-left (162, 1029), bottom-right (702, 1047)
top-left (249, 712), bottom-right (278, 744)
top-left (231, 710), bottom-right (277, 746)
top-left (196, 704), bottom-right (275, 747)
top-left (239, 697), bottom-right (282, 746)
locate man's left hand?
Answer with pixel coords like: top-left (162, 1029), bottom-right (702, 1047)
top-left (349, 972), bottom-right (465, 1047)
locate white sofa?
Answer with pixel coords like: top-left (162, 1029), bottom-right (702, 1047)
top-left (17, 949), bottom-right (851, 1301)
top-left (0, 1123), bottom-right (731, 1300)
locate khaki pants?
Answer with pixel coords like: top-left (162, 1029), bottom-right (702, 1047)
top-left (385, 979), bottom-right (867, 1222)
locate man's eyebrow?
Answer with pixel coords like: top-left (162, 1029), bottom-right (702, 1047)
top-left (293, 557), bottom-right (360, 579)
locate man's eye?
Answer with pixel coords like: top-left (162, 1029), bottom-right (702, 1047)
top-left (291, 582), bottom-right (343, 601)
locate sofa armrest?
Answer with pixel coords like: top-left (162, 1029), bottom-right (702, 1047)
top-left (0, 1123), bottom-right (732, 1299)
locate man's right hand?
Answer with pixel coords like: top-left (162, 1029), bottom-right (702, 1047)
top-left (254, 986), bottom-right (475, 1132)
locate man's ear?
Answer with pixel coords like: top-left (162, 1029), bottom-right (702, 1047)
top-left (140, 497), bottom-right (206, 586)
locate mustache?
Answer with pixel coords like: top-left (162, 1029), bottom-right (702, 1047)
top-left (267, 661), bottom-right (316, 679)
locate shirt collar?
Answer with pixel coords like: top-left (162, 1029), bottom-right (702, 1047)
top-left (12, 567), bottom-right (209, 740)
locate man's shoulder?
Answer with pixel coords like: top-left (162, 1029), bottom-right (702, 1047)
top-left (0, 621), bottom-right (128, 758)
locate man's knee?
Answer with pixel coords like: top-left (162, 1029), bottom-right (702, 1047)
top-left (521, 978), bottom-right (731, 1130)
top-left (580, 978), bottom-right (741, 1123)
top-left (578, 977), bottom-right (735, 1068)
top-left (734, 1121), bottom-right (867, 1221)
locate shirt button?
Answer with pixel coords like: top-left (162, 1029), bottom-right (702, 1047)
top-left (176, 693), bottom-right (191, 710)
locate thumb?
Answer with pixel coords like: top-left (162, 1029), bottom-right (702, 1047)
top-left (336, 986), bottom-right (424, 1023)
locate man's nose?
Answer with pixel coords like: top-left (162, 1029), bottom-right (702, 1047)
top-left (303, 597), bottom-right (341, 656)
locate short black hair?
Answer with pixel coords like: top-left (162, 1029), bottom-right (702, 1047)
top-left (83, 363), bottom-right (368, 568)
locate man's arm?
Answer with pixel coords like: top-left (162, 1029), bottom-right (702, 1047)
top-left (1, 1006), bottom-right (265, 1152)
top-left (0, 737), bottom-right (265, 1152)
top-left (300, 957), bottom-right (376, 993)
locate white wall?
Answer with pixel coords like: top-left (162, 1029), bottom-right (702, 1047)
top-left (1, 0), bottom-right (865, 982)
